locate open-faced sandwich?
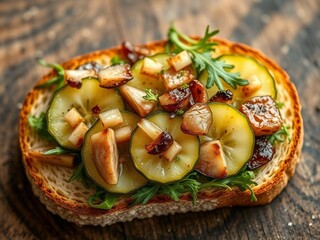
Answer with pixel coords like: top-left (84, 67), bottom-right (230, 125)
top-left (19, 26), bottom-right (303, 226)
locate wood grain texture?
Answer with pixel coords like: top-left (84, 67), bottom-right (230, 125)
top-left (0, 0), bottom-right (319, 239)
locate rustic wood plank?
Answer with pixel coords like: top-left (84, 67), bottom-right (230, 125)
top-left (0, 0), bottom-right (319, 239)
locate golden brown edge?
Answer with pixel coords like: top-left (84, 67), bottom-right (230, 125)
top-left (19, 37), bottom-right (303, 217)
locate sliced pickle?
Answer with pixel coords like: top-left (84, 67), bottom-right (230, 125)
top-left (201, 102), bottom-right (255, 176)
top-left (82, 111), bottom-right (148, 193)
top-left (128, 53), bottom-right (171, 93)
top-left (200, 54), bottom-right (276, 107)
top-left (47, 78), bottom-right (125, 149)
top-left (130, 111), bottom-right (200, 183)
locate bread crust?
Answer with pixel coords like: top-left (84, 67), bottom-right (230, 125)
top-left (19, 38), bottom-right (303, 226)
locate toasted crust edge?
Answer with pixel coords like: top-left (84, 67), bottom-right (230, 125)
top-left (19, 38), bottom-right (303, 226)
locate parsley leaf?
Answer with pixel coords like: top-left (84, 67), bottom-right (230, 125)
top-left (143, 89), bottom-right (159, 103)
top-left (168, 25), bottom-right (248, 90)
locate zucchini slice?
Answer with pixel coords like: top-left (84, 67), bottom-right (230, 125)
top-left (130, 111), bottom-right (200, 183)
top-left (128, 53), bottom-right (171, 93)
top-left (47, 78), bottom-right (125, 149)
top-left (82, 111), bottom-right (148, 193)
top-left (200, 54), bottom-right (276, 107)
top-left (202, 102), bottom-right (255, 176)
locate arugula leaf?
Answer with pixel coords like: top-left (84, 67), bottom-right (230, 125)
top-left (36, 59), bottom-right (65, 89)
top-left (131, 184), bottom-right (161, 205)
top-left (88, 189), bottom-right (118, 210)
top-left (132, 169), bottom-right (257, 205)
top-left (28, 113), bottom-right (55, 142)
top-left (159, 172), bottom-right (200, 204)
top-left (200, 169), bottom-right (258, 201)
top-left (168, 25), bottom-right (248, 90)
top-left (143, 89), bottom-right (159, 103)
top-left (268, 125), bottom-right (291, 145)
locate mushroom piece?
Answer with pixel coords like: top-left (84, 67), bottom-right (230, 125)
top-left (145, 131), bottom-right (174, 155)
top-left (64, 107), bottom-right (84, 128)
top-left (181, 103), bottom-right (212, 135)
top-left (98, 64), bottom-right (133, 88)
top-left (160, 67), bottom-right (195, 91)
top-left (119, 85), bottom-right (156, 117)
top-left (91, 128), bottom-right (119, 185)
top-left (195, 140), bottom-right (228, 179)
top-left (137, 118), bottom-right (182, 161)
top-left (209, 90), bottom-right (233, 104)
top-left (239, 95), bottom-right (282, 136)
top-left (189, 80), bottom-right (208, 104)
top-left (140, 57), bottom-right (163, 78)
top-left (167, 50), bottom-right (193, 71)
top-left (159, 87), bottom-right (191, 113)
top-left (65, 69), bottom-right (97, 88)
top-left (67, 122), bottom-right (89, 147)
top-left (98, 108), bottom-right (123, 129)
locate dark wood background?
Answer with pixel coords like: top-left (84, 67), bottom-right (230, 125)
top-left (1, 0), bottom-right (319, 239)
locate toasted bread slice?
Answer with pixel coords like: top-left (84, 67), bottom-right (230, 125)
top-left (19, 38), bottom-right (303, 226)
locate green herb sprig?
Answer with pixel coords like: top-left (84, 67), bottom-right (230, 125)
top-left (43, 146), bottom-right (77, 155)
top-left (111, 55), bottom-right (126, 65)
top-left (88, 189), bottom-right (118, 210)
top-left (132, 170), bottom-right (257, 205)
top-left (200, 169), bottom-right (258, 201)
top-left (168, 26), bottom-right (248, 90)
top-left (268, 125), bottom-right (291, 145)
top-left (143, 89), bottom-right (159, 103)
top-left (36, 59), bottom-right (65, 89)
top-left (28, 112), bottom-right (55, 142)
top-left (68, 162), bottom-right (95, 188)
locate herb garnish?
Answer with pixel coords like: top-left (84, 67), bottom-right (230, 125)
top-left (68, 162), bottom-right (94, 188)
top-left (276, 101), bottom-right (284, 109)
top-left (28, 112), bottom-right (55, 142)
top-left (111, 55), bottom-right (126, 65)
top-left (36, 59), bottom-right (65, 89)
top-left (200, 169), bottom-right (258, 201)
top-left (268, 125), bottom-right (291, 145)
top-left (88, 188), bottom-right (118, 210)
top-left (168, 25), bottom-right (248, 90)
top-left (176, 109), bottom-right (184, 116)
top-left (132, 169), bottom-right (257, 205)
top-left (143, 88), bottom-right (159, 103)
top-left (43, 146), bottom-right (77, 155)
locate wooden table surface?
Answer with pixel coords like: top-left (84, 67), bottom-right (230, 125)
top-left (1, 0), bottom-right (319, 239)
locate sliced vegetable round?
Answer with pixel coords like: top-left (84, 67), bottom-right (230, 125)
top-left (130, 111), bottom-right (200, 183)
top-left (200, 54), bottom-right (276, 107)
top-left (47, 78), bottom-right (125, 149)
top-left (82, 111), bottom-right (148, 193)
top-left (203, 102), bottom-right (255, 176)
top-left (128, 53), bottom-right (170, 93)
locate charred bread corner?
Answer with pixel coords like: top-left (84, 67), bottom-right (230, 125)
top-left (19, 26), bottom-right (303, 226)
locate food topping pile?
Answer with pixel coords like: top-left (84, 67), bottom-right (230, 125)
top-left (28, 26), bottom-right (290, 208)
